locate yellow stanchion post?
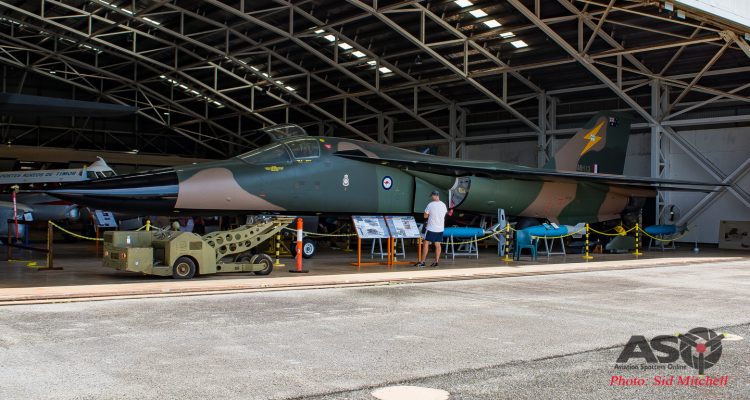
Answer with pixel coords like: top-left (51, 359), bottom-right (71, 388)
top-left (503, 223), bottom-right (512, 262)
top-left (145, 219), bottom-right (151, 232)
top-left (633, 223), bottom-right (643, 256)
top-left (274, 222), bottom-right (285, 267)
top-left (582, 223), bottom-right (594, 260)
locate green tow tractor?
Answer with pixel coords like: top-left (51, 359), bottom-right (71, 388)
top-left (103, 216), bottom-right (294, 279)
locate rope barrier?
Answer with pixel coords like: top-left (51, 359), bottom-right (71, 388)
top-left (441, 231), bottom-right (501, 246)
top-left (48, 222), bottom-right (149, 241)
top-left (638, 227), bottom-right (691, 242)
top-left (281, 222), bottom-right (691, 248)
top-left (48, 221), bottom-right (103, 241)
top-left (281, 227), bottom-right (358, 237)
top-left (589, 226), bottom-right (636, 236)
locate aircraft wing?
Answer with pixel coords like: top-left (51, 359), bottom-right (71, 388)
top-left (0, 93), bottom-right (136, 117)
top-left (334, 152), bottom-right (724, 192)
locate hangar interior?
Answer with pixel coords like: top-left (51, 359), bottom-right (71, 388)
top-left (0, 0), bottom-right (748, 245)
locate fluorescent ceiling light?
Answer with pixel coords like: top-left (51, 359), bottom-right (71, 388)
top-left (338, 42), bottom-right (353, 50)
top-left (285, 86), bottom-right (296, 91)
top-left (484, 19), bottom-right (501, 28)
top-left (510, 40), bottom-right (528, 48)
top-left (143, 17), bottom-right (161, 25)
top-left (454, 0), bottom-right (473, 7)
top-left (121, 8), bottom-right (134, 15)
top-left (178, 84), bottom-right (188, 89)
top-left (314, 29), bottom-right (325, 34)
top-left (378, 67), bottom-right (392, 74)
top-left (275, 80), bottom-right (284, 85)
top-left (367, 60), bottom-right (377, 65)
top-left (469, 9), bottom-right (488, 18)
top-left (499, 32), bottom-right (515, 38)
top-left (352, 51), bottom-right (366, 58)
top-left (323, 34), bottom-right (336, 42)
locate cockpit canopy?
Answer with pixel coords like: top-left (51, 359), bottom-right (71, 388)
top-left (236, 124), bottom-right (320, 165)
top-left (259, 124), bottom-right (308, 142)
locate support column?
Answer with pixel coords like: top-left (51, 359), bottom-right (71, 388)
top-left (449, 103), bottom-right (467, 159)
top-left (377, 113), bottom-right (386, 144)
top-left (537, 94), bottom-right (557, 167)
top-left (377, 113), bottom-right (394, 144)
top-left (650, 79), bottom-right (671, 223)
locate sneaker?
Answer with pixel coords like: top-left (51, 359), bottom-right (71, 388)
top-left (414, 261), bottom-right (425, 268)
top-left (430, 262), bottom-right (439, 268)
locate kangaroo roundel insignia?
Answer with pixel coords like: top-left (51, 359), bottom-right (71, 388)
top-left (382, 176), bottom-right (393, 190)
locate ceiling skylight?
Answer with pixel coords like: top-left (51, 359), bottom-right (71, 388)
top-left (469, 9), bottom-right (488, 18)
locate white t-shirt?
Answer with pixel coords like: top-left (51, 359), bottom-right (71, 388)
top-left (424, 200), bottom-right (448, 232)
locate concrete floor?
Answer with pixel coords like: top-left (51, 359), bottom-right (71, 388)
top-left (0, 259), bottom-right (747, 399)
top-left (0, 238), bottom-right (744, 289)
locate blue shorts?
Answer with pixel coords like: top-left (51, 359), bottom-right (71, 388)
top-left (425, 230), bottom-right (444, 243)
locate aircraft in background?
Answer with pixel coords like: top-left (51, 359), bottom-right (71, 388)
top-left (0, 157), bottom-right (115, 222)
top-left (0, 92), bottom-right (132, 233)
top-left (45, 112), bottom-right (719, 225)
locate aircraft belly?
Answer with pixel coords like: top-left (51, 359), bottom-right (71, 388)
top-left (596, 189), bottom-right (630, 222)
top-left (557, 182), bottom-right (615, 224)
top-left (518, 182), bottom-right (578, 222)
top-left (455, 178), bottom-right (544, 215)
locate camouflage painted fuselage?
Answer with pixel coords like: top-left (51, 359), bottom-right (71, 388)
top-left (50, 113), bottom-right (693, 225)
top-left (170, 139), bottom-right (645, 224)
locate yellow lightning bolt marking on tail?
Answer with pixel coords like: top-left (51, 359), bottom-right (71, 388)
top-left (580, 120), bottom-right (605, 156)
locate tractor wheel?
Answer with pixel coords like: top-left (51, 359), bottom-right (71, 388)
top-left (253, 253), bottom-right (274, 275)
top-left (234, 252), bottom-right (253, 263)
top-left (172, 256), bottom-right (196, 279)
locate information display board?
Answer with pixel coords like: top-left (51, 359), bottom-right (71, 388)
top-left (718, 220), bottom-right (750, 250)
top-left (352, 216), bottom-right (390, 239)
top-left (94, 210), bottom-right (118, 228)
top-left (385, 216), bottom-right (421, 239)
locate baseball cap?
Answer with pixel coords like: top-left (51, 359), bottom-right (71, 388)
top-left (430, 190), bottom-right (440, 196)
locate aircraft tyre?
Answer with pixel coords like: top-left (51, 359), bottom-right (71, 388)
top-left (253, 253), bottom-right (275, 275)
top-left (291, 238), bottom-right (316, 259)
top-left (172, 256), bottom-right (196, 279)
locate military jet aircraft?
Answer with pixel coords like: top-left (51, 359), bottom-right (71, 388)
top-left (45, 112), bottom-right (717, 224)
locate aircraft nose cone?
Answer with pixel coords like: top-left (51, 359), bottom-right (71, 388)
top-left (45, 168), bottom-right (179, 214)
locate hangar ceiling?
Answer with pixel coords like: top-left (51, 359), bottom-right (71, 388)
top-left (0, 0), bottom-right (748, 160)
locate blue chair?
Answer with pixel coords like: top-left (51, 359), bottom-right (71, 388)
top-left (514, 230), bottom-right (538, 261)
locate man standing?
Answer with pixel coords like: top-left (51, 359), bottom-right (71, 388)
top-left (416, 190), bottom-right (448, 268)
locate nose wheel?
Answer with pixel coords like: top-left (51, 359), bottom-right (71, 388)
top-left (290, 237), bottom-right (316, 259)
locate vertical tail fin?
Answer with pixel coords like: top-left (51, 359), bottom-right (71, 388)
top-left (543, 111), bottom-right (632, 175)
